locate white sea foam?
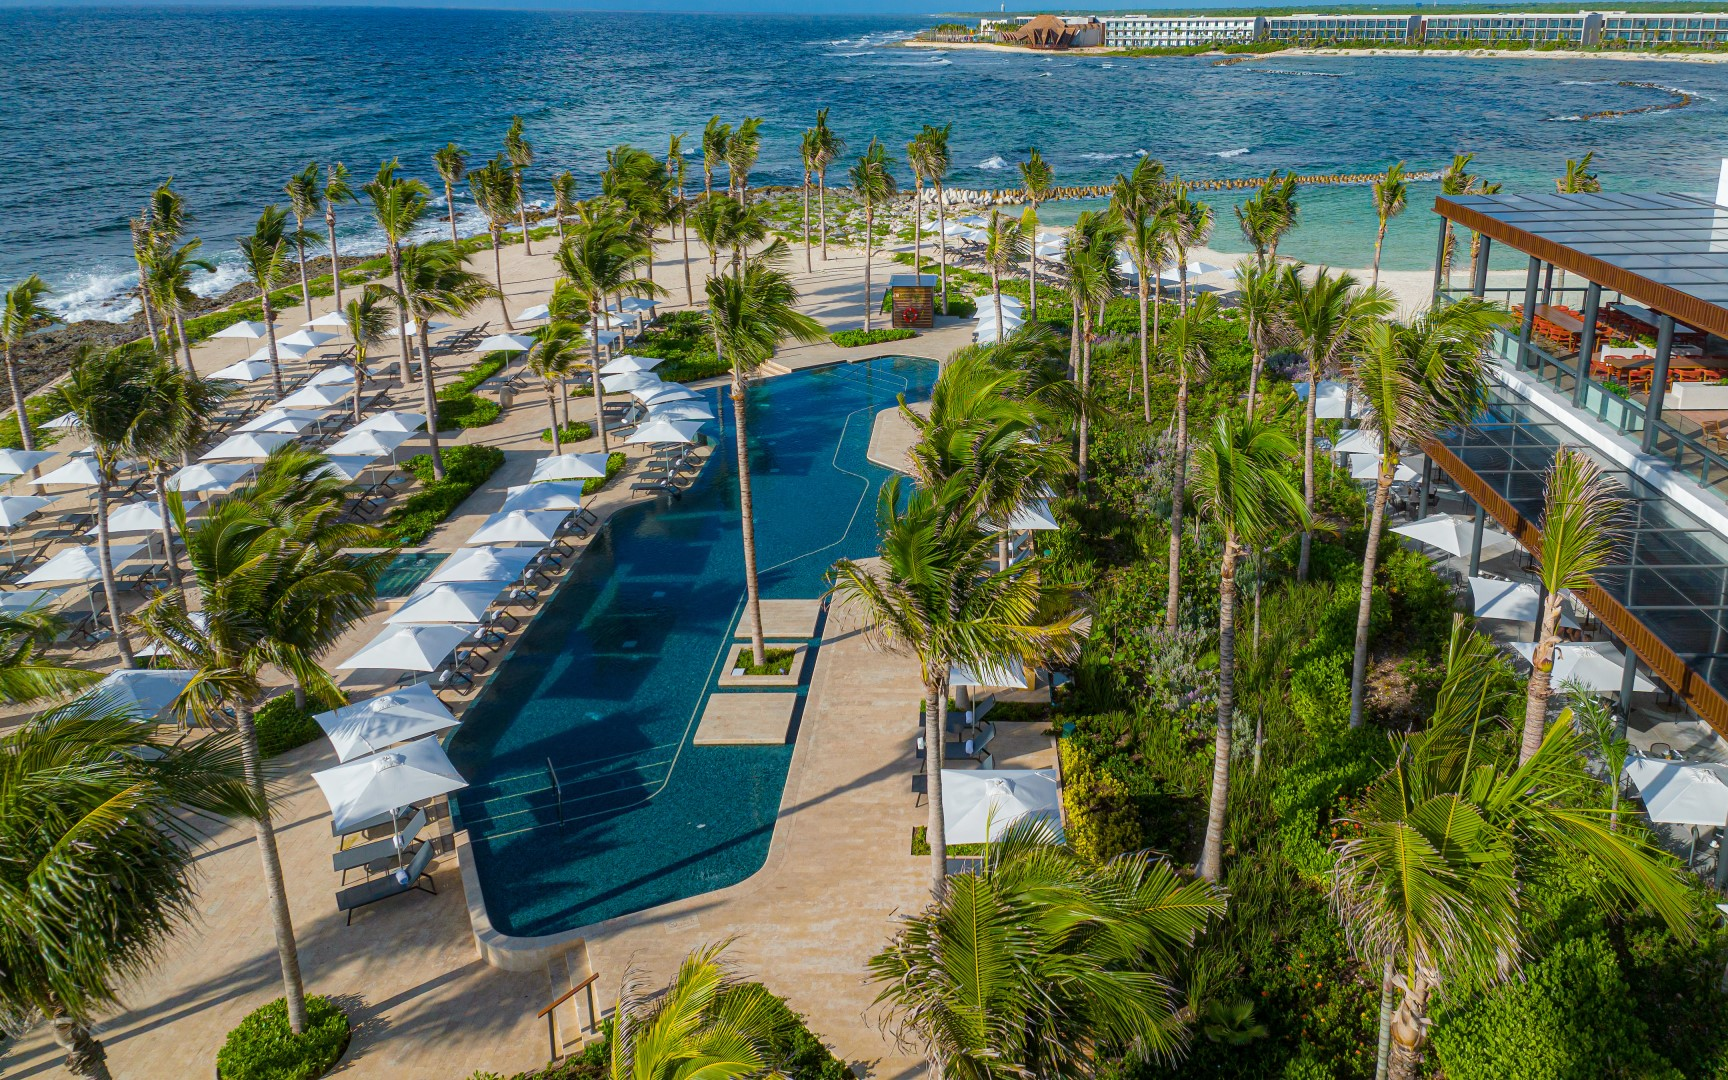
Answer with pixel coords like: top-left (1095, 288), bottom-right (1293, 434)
top-left (1214, 147), bottom-right (1251, 158)
top-left (47, 265), bottom-right (142, 323)
top-left (1077, 150), bottom-right (1146, 162)
top-left (978, 156), bottom-right (1011, 170)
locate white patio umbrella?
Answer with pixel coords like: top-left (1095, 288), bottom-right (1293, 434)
top-left (531, 452), bottom-right (610, 483)
top-left (336, 622), bottom-right (480, 673)
top-left (1299, 380), bottom-right (1357, 420)
top-left (588, 328), bottom-right (622, 347)
top-left (600, 354), bottom-right (665, 375)
top-left (604, 371), bottom-right (662, 396)
top-left (1001, 499), bottom-right (1060, 532)
top-left (625, 418), bottom-right (704, 445)
top-left (276, 383), bottom-right (352, 410)
top-left (208, 359), bottom-right (276, 383)
top-left (975, 322), bottom-right (1022, 345)
top-left (1393, 514), bottom-right (1519, 560)
top-left (476, 333), bottom-right (536, 354)
top-left (28, 458), bottom-right (104, 489)
top-left (1623, 757), bottom-right (1728, 826)
top-left (326, 428), bottom-right (416, 458)
top-left (79, 668), bottom-right (198, 721)
top-left (501, 482), bottom-right (584, 513)
top-left (590, 312), bottom-right (631, 330)
top-left (465, 510), bottom-right (570, 546)
top-left (1186, 259), bottom-right (1227, 276)
top-left (239, 408), bottom-right (328, 434)
top-left (0, 449), bottom-right (55, 475)
top-left (942, 221), bottom-right (972, 238)
top-left (1510, 640), bottom-right (1655, 693)
top-left (1331, 429), bottom-right (1383, 457)
top-left (1468, 577), bottom-right (1540, 622)
top-left (311, 736), bottom-right (468, 833)
top-left (942, 769), bottom-right (1062, 844)
top-left (315, 456), bottom-right (379, 483)
top-left (993, 294), bottom-right (1026, 313)
top-left (213, 320), bottom-right (270, 340)
top-left (424, 545), bottom-right (542, 585)
top-left (614, 297), bottom-right (658, 314)
top-left (0, 587), bottom-right (68, 613)
top-left (44, 412), bottom-right (81, 431)
top-left (354, 411), bottom-right (427, 434)
top-left (135, 612), bottom-right (208, 658)
top-left (389, 320), bottom-right (450, 338)
top-left (21, 542), bottom-right (145, 583)
top-left (314, 682), bottom-right (461, 762)
top-left (0, 494), bottom-right (55, 528)
top-left (306, 365), bottom-right (358, 386)
top-left (105, 501), bottom-right (170, 535)
top-left (949, 658), bottom-right (1035, 690)
top-left (247, 342), bottom-right (313, 362)
top-left (636, 384), bottom-right (699, 408)
top-left (516, 304), bottom-right (551, 323)
top-left (388, 581), bottom-right (510, 626)
top-left (1034, 242), bottom-right (1065, 259)
top-left (1348, 454), bottom-right (1418, 483)
top-left (168, 461), bottom-right (254, 494)
top-left (646, 401), bottom-right (717, 423)
top-left (304, 310), bottom-right (350, 328)
top-left (277, 329), bottom-right (339, 349)
top-left (201, 431), bottom-right (295, 461)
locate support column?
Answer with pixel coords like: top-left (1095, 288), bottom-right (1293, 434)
top-left (1620, 646), bottom-right (1640, 709)
top-left (1472, 236), bottom-right (1492, 297)
top-left (1517, 256), bottom-right (1541, 371)
top-left (1432, 215), bottom-right (1450, 302)
top-left (1573, 282), bottom-right (1601, 409)
top-left (1542, 263), bottom-right (1556, 306)
top-left (1641, 314), bottom-right (1675, 455)
top-left (1417, 456), bottom-right (1433, 520)
top-left (1469, 503), bottom-right (1486, 576)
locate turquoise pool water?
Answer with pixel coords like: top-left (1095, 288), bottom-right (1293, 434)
top-left (447, 356), bottom-right (937, 937)
top-left (373, 551), bottom-right (449, 598)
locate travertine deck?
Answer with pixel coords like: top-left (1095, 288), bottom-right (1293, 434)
top-left (865, 402), bottom-right (926, 474)
top-left (693, 692), bottom-right (799, 745)
top-left (733, 598), bottom-right (823, 640)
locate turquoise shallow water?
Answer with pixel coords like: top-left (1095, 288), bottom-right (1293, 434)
top-left (447, 357), bottom-right (935, 937)
top-left (6, 7), bottom-right (1728, 317)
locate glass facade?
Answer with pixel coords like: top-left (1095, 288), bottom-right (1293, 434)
top-left (1601, 15), bottom-right (1728, 43)
top-left (1263, 15), bottom-right (1419, 42)
top-left (1421, 13), bottom-right (1592, 42)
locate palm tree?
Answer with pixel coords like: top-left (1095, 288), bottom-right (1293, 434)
top-left (529, 321), bottom-right (585, 453)
top-left (1015, 148), bottom-right (1054, 322)
top-left (551, 170), bottom-right (578, 246)
top-left (362, 160), bottom-right (432, 383)
top-left (812, 109), bottom-right (843, 263)
top-left (1556, 150), bottom-right (1602, 195)
top-left (603, 144), bottom-right (672, 287)
top-left (1232, 260), bottom-right (1282, 422)
top-left (130, 180), bottom-right (186, 349)
top-left (340, 285), bottom-right (393, 425)
top-left (800, 125), bottom-right (820, 274)
top-left (554, 211), bottom-right (660, 454)
top-left (701, 116), bottom-right (731, 199)
top-left (142, 237), bottom-right (216, 376)
top-left (1261, 172), bottom-right (1299, 263)
top-left (907, 130), bottom-right (930, 275)
top-left (133, 468), bottom-right (387, 1037)
top-left (504, 115), bottom-right (536, 255)
top-left (1111, 157), bottom-right (1172, 422)
top-left (236, 206), bottom-right (292, 397)
top-left (829, 476), bottom-right (1085, 895)
top-left (1571, 688), bottom-right (1631, 831)
top-left (394, 241), bottom-right (495, 480)
top-left (283, 163), bottom-right (321, 314)
top-left (606, 942), bottom-right (786, 1080)
top-left (1170, 187), bottom-right (1214, 312)
top-left (726, 116), bottom-right (763, 207)
top-left (1369, 161), bottom-right (1408, 290)
top-left (1234, 188), bottom-right (1282, 268)
top-left (467, 155), bottom-right (520, 332)
top-left (981, 209), bottom-right (1027, 339)
top-left (0, 698), bottom-right (258, 1080)
top-left (125, 356), bottom-right (224, 599)
top-left (667, 133), bottom-right (693, 307)
top-left (914, 124), bottom-right (952, 314)
top-left (0, 609), bottom-right (100, 703)
top-left (1345, 300), bottom-right (1502, 729)
top-left (1, 275), bottom-right (57, 452)
top-left (705, 240), bottom-right (827, 666)
top-left (1160, 291), bottom-right (1219, 633)
top-left (1066, 212), bottom-right (1125, 489)
top-left (1279, 266), bottom-right (1393, 581)
top-left (870, 817), bottom-right (1227, 1079)
top-left (1467, 180), bottom-right (1502, 287)
top-left (129, 220), bottom-right (163, 350)
top-left (1437, 154), bottom-right (1477, 287)
top-left (1520, 448), bottom-right (1624, 764)
top-left (322, 163), bottom-right (356, 311)
top-left (1191, 416), bottom-right (1307, 882)
top-left (432, 143), bottom-right (470, 246)
top-left (849, 139), bottom-right (898, 332)
top-left (1333, 626), bottom-right (1693, 1080)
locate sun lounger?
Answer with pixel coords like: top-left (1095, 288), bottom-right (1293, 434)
top-left (335, 839), bottom-right (437, 924)
top-left (333, 806), bottom-right (428, 883)
top-left (331, 805), bottom-right (415, 840)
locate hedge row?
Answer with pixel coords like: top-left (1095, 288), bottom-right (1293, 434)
top-left (386, 444), bottom-right (506, 546)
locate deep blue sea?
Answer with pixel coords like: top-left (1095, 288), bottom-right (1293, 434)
top-left (6, 6), bottom-right (1728, 319)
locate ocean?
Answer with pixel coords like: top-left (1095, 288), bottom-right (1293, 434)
top-left (5, 6), bottom-right (1728, 322)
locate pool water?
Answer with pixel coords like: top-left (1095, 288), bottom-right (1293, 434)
top-left (447, 356), bottom-right (937, 937)
top-left (374, 551), bottom-right (450, 598)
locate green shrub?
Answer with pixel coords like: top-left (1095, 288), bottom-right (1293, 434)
top-left (386, 444), bottom-right (505, 545)
top-left (1269, 727), bottom-right (1386, 876)
top-left (910, 825), bottom-right (986, 857)
top-left (434, 353), bottom-right (509, 430)
top-left (0, 388), bottom-right (69, 451)
top-left (830, 327), bottom-right (916, 348)
top-left (942, 296), bottom-right (978, 318)
top-left (633, 310), bottom-right (727, 382)
top-left (216, 994), bottom-right (349, 1080)
top-left (541, 422), bottom-right (594, 444)
top-left (252, 693), bottom-right (337, 757)
top-left (1379, 545), bottom-right (1456, 655)
top-left (581, 452), bottom-right (627, 495)
top-left (1289, 651), bottom-right (1351, 740)
top-left (1059, 738), bottom-right (1143, 862)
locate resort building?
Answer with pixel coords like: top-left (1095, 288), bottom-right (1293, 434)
top-left (1598, 11), bottom-right (1728, 44)
top-left (1419, 11), bottom-right (1601, 43)
top-left (1099, 14), bottom-right (1264, 48)
top-left (997, 13), bottom-right (1104, 48)
top-left (1427, 170), bottom-right (1728, 737)
top-left (1262, 13), bottom-right (1422, 43)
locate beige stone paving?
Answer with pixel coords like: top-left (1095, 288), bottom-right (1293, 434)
top-left (692, 692), bottom-right (799, 746)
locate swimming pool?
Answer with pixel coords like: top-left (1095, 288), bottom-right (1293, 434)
top-left (372, 551), bottom-right (449, 598)
top-left (447, 356), bottom-right (937, 937)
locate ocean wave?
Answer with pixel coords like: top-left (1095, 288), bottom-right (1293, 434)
top-left (825, 51), bottom-right (866, 58)
top-left (978, 156), bottom-right (1011, 171)
top-left (1077, 150), bottom-right (1147, 161)
top-left (47, 265), bottom-right (142, 323)
top-left (1214, 147), bottom-right (1251, 158)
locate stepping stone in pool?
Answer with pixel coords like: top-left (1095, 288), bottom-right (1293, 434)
top-left (733, 599), bottom-right (821, 641)
top-left (694, 693), bottom-right (798, 745)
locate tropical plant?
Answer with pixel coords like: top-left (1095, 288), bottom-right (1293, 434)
top-left (1278, 265), bottom-right (1393, 581)
top-left (1556, 150), bottom-right (1602, 195)
top-left (912, 124), bottom-right (952, 313)
top-left (1234, 187), bottom-right (1282, 268)
top-left (1189, 415), bottom-right (1307, 881)
top-left (603, 144), bottom-right (673, 287)
top-left (1111, 157), bottom-right (1173, 422)
top-left (870, 817), bottom-right (1227, 1079)
top-left (554, 210), bottom-right (661, 453)
top-left (122, 354), bottom-right (225, 599)
top-left (392, 240), bottom-right (497, 479)
top-left (340, 285), bottom-right (395, 424)
top-left (1170, 186), bottom-right (1214, 311)
top-left (799, 127), bottom-right (820, 274)
top-left (726, 116), bottom-right (763, 206)
top-left (828, 475), bottom-right (1085, 894)
top-left (981, 209), bottom-right (1028, 339)
top-left (142, 236), bottom-right (215, 376)
top-left (1331, 625), bottom-right (1693, 1080)
top-left (0, 698), bottom-right (259, 1080)
top-left (701, 115), bottom-right (731, 198)
top-left (1369, 161), bottom-right (1408, 290)
top-left (0, 608), bottom-right (97, 704)
top-left (605, 941), bottom-right (785, 1080)
top-left (467, 155), bottom-right (520, 331)
top-left (551, 170), bottom-right (578, 246)
top-left (1232, 260), bottom-right (1282, 422)
top-left (811, 109), bottom-right (843, 262)
top-left (504, 115), bottom-right (536, 255)
top-left (1569, 684), bottom-right (1630, 831)
top-left (667, 133), bottom-right (693, 306)
top-left (1520, 448), bottom-right (1624, 764)
top-left (1017, 148), bottom-right (1054, 320)
top-left (283, 162), bottom-right (322, 314)
top-left (321, 162), bottom-right (356, 310)
top-left (1260, 172), bottom-right (1299, 263)
top-left (704, 239), bottom-right (827, 665)
top-left (131, 180), bottom-right (187, 349)
top-left (235, 205), bottom-right (292, 396)
top-left (1437, 154), bottom-right (1478, 286)
top-left (1160, 291), bottom-right (1218, 632)
top-left (1344, 299), bottom-right (1502, 729)
top-left (362, 160), bottom-right (433, 381)
top-left (432, 143), bottom-right (470, 247)
top-left (1, 275), bottom-right (58, 452)
top-left (849, 139), bottom-right (898, 332)
top-left (529, 321), bottom-right (586, 454)
top-left (1065, 211), bottom-right (1126, 488)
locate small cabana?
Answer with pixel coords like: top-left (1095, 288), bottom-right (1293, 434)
top-left (888, 275), bottom-right (937, 330)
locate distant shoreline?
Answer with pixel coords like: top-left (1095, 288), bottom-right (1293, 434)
top-left (899, 38), bottom-right (1728, 63)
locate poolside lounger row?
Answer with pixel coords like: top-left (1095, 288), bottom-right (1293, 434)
top-left (333, 806), bottom-right (428, 883)
top-left (335, 836), bottom-right (437, 925)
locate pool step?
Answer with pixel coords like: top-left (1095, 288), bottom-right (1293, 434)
top-left (455, 751), bottom-right (680, 840)
top-left (755, 360), bottom-right (792, 378)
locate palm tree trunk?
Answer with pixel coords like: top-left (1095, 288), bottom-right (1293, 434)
top-left (912, 178), bottom-right (923, 273)
top-left (862, 209), bottom-right (874, 333)
top-left (935, 182), bottom-right (949, 316)
top-left (1387, 976), bottom-right (1430, 1080)
top-left (803, 171), bottom-right (813, 274)
top-left (1027, 245), bottom-right (1038, 322)
top-left (993, 273), bottom-right (1003, 338)
top-left (92, 469), bottom-right (136, 667)
top-left (174, 312), bottom-right (195, 379)
top-left (49, 1008), bottom-right (113, 1080)
top-left (547, 387), bottom-right (562, 454)
top-left (260, 293), bottom-right (285, 399)
top-left (1138, 276), bottom-right (1151, 423)
top-left (560, 383), bottom-right (570, 429)
top-left (1298, 359), bottom-right (1318, 582)
top-left (1246, 338), bottom-right (1263, 422)
top-left (390, 248), bottom-right (415, 386)
top-left (1079, 309), bottom-right (1094, 488)
top-left (515, 176), bottom-right (534, 256)
top-left (818, 172), bottom-right (828, 261)
top-left (1371, 219), bottom-right (1388, 290)
top-left (1349, 464), bottom-right (1395, 727)
top-left (589, 329), bottom-right (609, 454)
top-left (1521, 598), bottom-right (1565, 765)
top-left (1068, 294), bottom-right (1081, 380)
top-left (352, 357), bottom-right (367, 424)
top-left (445, 181), bottom-right (460, 246)
top-left (134, 258), bottom-right (161, 347)
top-left (1199, 536), bottom-right (1239, 882)
top-left (151, 464), bottom-right (184, 601)
top-left (682, 205), bottom-right (694, 309)
top-left (925, 678), bottom-right (947, 899)
top-left (294, 233), bottom-right (312, 315)
top-left (417, 326), bottom-right (445, 481)
top-left (234, 700), bottom-right (310, 1034)
top-left (1374, 957), bottom-right (1396, 1080)
top-left (327, 209), bottom-right (344, 311)
top-left (5, 349), bottom-right (33, 453)
top-left (489, 232), bottom-right (514, 331)
top-left (1166, 374), bottom-right (1189, 633)
top-left (732, 370), bottom-right (768, 666)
